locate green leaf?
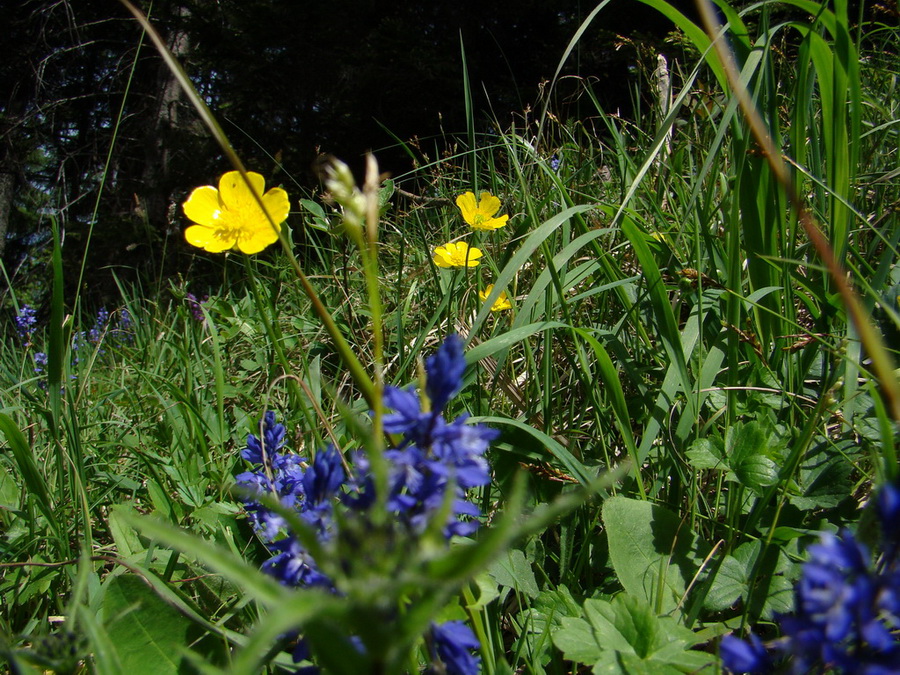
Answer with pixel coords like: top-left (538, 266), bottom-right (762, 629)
top-left (101, 575), bottom-right (203, 674)
top-left (789, 441), bottom-right (854, 510)
top-left (519, 584), bottom-right (582, 635)
top-left (0, 413), bottom-right (57, 537)
top-left (685, 438), bottom-right (725, 470)
top-left (717, 540), bottom-right (797, 619)
top-left (466, 572), bottom-right (501, 611)
top-left (727, 423), bottom-right (779, 491)
top-left (107, 504), bottom-right (144, 558)
top-left (552, 595), bottom-right (713, 673)
top-left (488, 548), bottom-right (539, 599)
top-left (702, 555), bottom-right (747, 612)
top-left (602, 497), bottom-right (708, 615)
top-left (552, 616), bottom-right (602, 664)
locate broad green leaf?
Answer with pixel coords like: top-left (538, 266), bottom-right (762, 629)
top-left (552, 616), bottom-right (602, 664)
top-left (789, 440), bottom-right (854, 510)
top-left (466, 572), bottom-right (501, 611)
top-left (727, 423), bottom-right (779, 491)
top-left (602, 497), bottom-right (707, 615)
top-left (107, 504), bottom-right (144, 558)
top-left (685, 438), bottom-right (725, 470)
top-left (101, 574), bottom-right (202, 674)
top-left (553, 595), bottom-right (713, 673)
top-left (724, 541), bottom-right (798, 619)
top-left (488, 549), bottom-right (539, 599)
top-left (702, 554), bottom-right (747, 612)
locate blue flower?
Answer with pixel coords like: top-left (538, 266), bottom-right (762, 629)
top-left (303, 447), bottom-right (345, 506)
top-left (425, 333), bottom-right (466, 413)
top-left (15, 305), bottom-right (38, 344)
top-left (241, 411), bottom-right (287, 465)
top-left (720, 481), bottom-right (900, 674)
top-left (235, 335), bottom-right (495, 672)
top-left (799, 531), bottom-right (871, 642)
top-left (88, 307), bottom-right (109, 344)
top-left (720, 634), bottom-right (768, 674)
top-left (877, 482), bottom-right (900, 553)
top-left (431, 621), bottom-right (481, 675)
top-left (185, 293), bottom-right (209, 324)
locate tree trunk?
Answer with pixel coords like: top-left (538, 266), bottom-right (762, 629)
top-left (140, 3), bottom-right (191, 234)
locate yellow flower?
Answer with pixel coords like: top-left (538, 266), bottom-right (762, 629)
top-left (433, 241), bottom-right (483, 268)
top-left (183, 171), bottom-right (290, 254)
top-left (456, 191), bottom-right (509, 231)
top-left (479, 284), bottom-right (512, 311)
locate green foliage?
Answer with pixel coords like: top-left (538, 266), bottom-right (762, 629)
top-left (552, 595), bottom-right (712, 673)
top-left (2, 0), bottom-right (899, 672)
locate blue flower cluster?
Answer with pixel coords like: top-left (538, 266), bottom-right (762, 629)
top-left (549, 154), bottom-right (561, 172)
top-left (185, 292), bottom-right (209, 324)
top-left (721, 482), bottom-right (900, 674)
top-left (236, 335), bottom-right (492, 675)
top-left (14, 305), bottom-right (135, 388)
top-left (15, 305), bottom-right (38, 346)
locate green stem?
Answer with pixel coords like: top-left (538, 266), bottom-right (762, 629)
top-left (119, 0), bottom-right (376, 409)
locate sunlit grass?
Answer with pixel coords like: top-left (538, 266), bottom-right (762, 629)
top-left (1, 0), bottom-right (899, 673)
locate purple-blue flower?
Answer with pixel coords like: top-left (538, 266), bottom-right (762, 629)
top-left (720, 634), bottom-right (768, 674)
top-left (88, 307), bottom-right (109, 344)
top-left (721, 481), bottom-right (900, 674)
top-left (15, 305), bottom-right (38, 344)
top-left (425, 333), bottom-right (466, 413)
top-left (186, 292), bottom-right (208, 324)
top-left (431, 621), bottom-right (481, 675)
top-left (235, 336), bottom-right (493, 672)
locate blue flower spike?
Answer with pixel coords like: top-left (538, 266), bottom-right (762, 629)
top-left (235, 335), bottom-right (492, 672)
top-left (720, 480), bottom-right (900, 674)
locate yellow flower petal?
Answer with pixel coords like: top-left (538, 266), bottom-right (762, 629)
top-left (236, 226), bottom-right (280, 254)
top-left (476, 191), bottom-right (502, 217)
top-left (433, 241), bottom-right (482, 267)
top-left (455, 192), bottom-right (478, 224)
top-left (182, 186), bottom-right (222, 227)
top-left (455, 190), bottom-right (509, 230)
top-left (183, 171), bottom-right (290, 254)
top-left (218, 171), bottom-right (266, 213)
top-left (479, 284), bottom-right (512, 311)
top-left (261, 187), bottom-right (291, 226)
top-left (185, 224), bottom-right (236, 253)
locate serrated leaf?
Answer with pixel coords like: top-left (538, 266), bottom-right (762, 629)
top-left (727, 541), bottom-right (798, 619)
top-left (731, 454), bottom-right (778, 491)
top-left (584, 595), bottom-right (657, 656)
top-left (703, 555), bottom-right (746, 611)
top-left (790, 442), bottom-right (853, 510)
top-left (488, 548), bottom-right (539, 598)
top-left (552, 616), bottom-right (603, 664)
top-left (685, 438), bottom-right (725, 470)
top-left (727, 422), bottom-right (779, 490)
top-left (553, 595), bottom-right (713, 673)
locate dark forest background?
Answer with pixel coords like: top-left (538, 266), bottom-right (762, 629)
top-left (1, 0), bottom-right (696, 304)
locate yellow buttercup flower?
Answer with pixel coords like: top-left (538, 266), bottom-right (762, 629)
top-left (456, 191), bottom-right (509, 231)
top-left (479, 284), bottom-right (512, 311)
top-left (183, 171), bottom-right (290, 254)
top-left (433, 241), bottom-right (483, 268)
